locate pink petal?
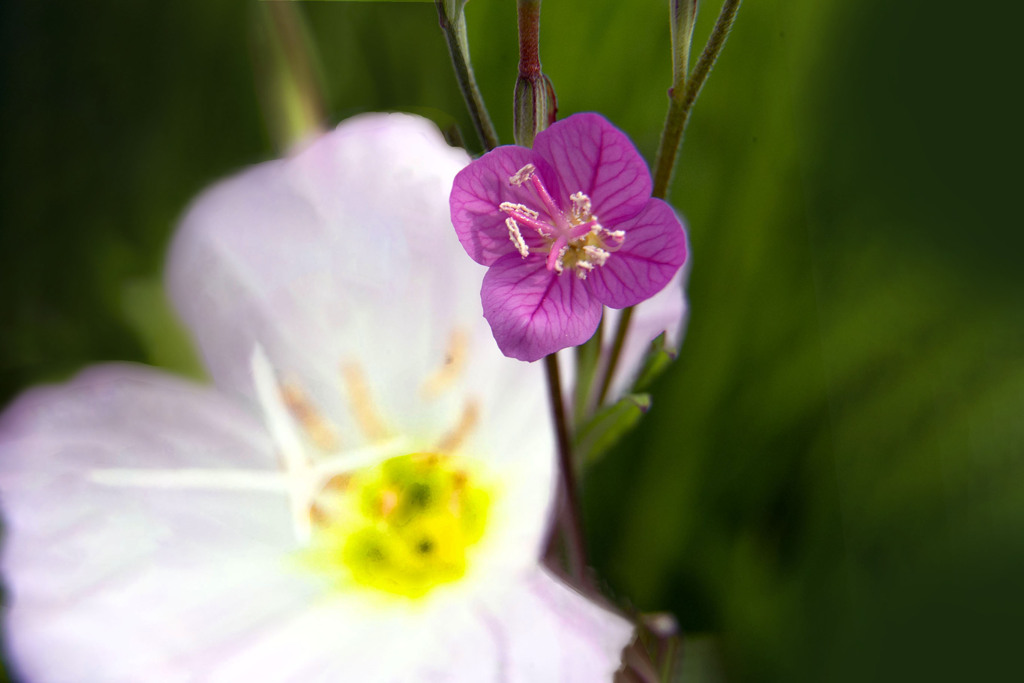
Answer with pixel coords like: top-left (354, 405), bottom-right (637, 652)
top-left (585, 198), bottom-right (687, 309)
top-left (533, 113), bottom-right (652, 226)
top-left (450, 146), bottom-right (563, 266)
top-left (482, 253), bottom-right (602, 362)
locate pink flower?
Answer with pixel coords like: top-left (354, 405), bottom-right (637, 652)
top-left (450, 113), bottom-right (688, 362)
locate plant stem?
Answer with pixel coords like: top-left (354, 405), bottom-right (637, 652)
top-left (652, 0), bottom-right (742, 199)
top-left (517, 0), bottom-right (586, 584)
top-left (599, 0), bottom-right (742, 403)
top-left (517, 0), bottom-right (542, 78)
top-left (435, 1), bottom-right (500, 151)
top-left (544, 353), bottom-right (588, 585)
top-left (596, 306), bottom-right (633, 406)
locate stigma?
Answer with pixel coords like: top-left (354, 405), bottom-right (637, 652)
top-left (499, 164), bottom-right (625, 279)
top-left (310, 452), bottom-right (493, 599)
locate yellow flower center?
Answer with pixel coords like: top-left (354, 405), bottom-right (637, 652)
top-left (310, 453), bottom-right (493, 599)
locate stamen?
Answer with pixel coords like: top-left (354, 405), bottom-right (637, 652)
top-left (548, 244), bottom-right (568, 274)
top-left (498, 201), bottom-right (539, 220)
top-left (506, 218), bottom-right (530, 258)
top-left (583, 245), bottom-right (610, 266)
top-left (601, 228), bottom-right (626, 250)
top-left (509, 164), bottom-right (536, 186)
top-left (341, 362), bottom-right (389, 442)
top-left (569, 191), bottom-right (592, 219)
top-left (280, 383), bottom-right (340, 452)
top-left (422, 328), bottom-right (470, 397)
top-left (380, 488), bottom-right (399, 517)
top-left (322, 472), bottom-right (353, 492)
top-left (309, 502), bottom-right (330, 527)
top-left (435, 400), bottom-right (480, 454)
top-left (500, 207), bottom-right (558, 238)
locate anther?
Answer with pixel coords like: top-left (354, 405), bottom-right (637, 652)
top-left (509, 164), bottom-right (536, 186)
top-left (601, 228), bottom-right (626, 250)
top-left (569, 191), bottom-right (592, 219)
top-left (422, 329), bottom-right (469, 397)
top-left (506, 218), bottom-right (530, 258)
top-left (549, 245), bottom-right (568, 274)
top-left (499, 201), bottom-right (539, 220)
top-left (280, 383), bottom-right (340, 452)
top-left (341, 362), bottom-right (389, 441)
top-left (436, 400), bottom-right (480, 454)
top-left (583, 245), bottom-right (610, 266)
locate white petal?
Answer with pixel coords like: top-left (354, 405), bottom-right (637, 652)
top-left (0, 364), bottom-right (330, 681)
top-left (606, 261), bottom-right (689, 401)
top-left (411, 567), bottom-right (634, 682)
top-left (166, 113), bottom-right (479, 436)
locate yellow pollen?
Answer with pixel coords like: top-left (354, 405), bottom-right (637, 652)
top-left (307, 453), bottom-right (493, 599)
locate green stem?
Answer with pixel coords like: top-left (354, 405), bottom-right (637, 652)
top-left (435, 1), bottom-right (500, 151)
top-left (544, 353), bottom-right (588, 585)
top-left (574, 316), bottom-right (604, 423)
top-left (652, 0), bottom-right (742, 199)
top-left (600, 0), bottom-right (742, 403)
top-left (596, 306), bottom-right (633, 406)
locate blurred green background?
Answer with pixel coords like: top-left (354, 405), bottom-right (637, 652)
top-left (2, 1), bottom-right (1021, 681)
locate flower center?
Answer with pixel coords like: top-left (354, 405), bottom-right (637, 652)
top-left (499, 164), bottom-right (625, 280)
top-left (311, 452), bottom-right (492, 599)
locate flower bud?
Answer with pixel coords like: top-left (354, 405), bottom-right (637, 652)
top-left (670, 0), bottom-right (699, 92)
top-left (513, 72), bottom-right (557, 148)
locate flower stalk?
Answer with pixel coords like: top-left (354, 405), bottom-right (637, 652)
top-left (250, 0), bottom-right (327, 153)
top-left (544, 353), bottom-right (588, 585)
top-left (599, 0), bottom-right (741, 403)
top-left (435, 0), bottom-right (500, 150)
top-left (513, 0), bottom-right (556, 147)
top-left (513, 0), bottom-right (587, 586)
top-left (653, 0), bottom-right (742, 199)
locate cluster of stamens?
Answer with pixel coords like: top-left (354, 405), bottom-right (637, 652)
top-left (499, 164), bottom-right (625, 280)
top-left (269, 334), bottom-right (490, 599)
top-left (325, 452), bottom-right (491, 598)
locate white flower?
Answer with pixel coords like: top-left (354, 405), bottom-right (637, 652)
top-left (0, 114), bottom-right (634, 682)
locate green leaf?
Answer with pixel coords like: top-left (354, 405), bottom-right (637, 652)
top-left (632, 332), bottom-right (679, 394)
top-left (575, 392), bottom-right (651, 465)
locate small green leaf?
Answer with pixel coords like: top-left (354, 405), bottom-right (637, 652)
top-left (632, 332), bottom-right (679, 393)
top-left (575, 392), bottom-right (651, 465)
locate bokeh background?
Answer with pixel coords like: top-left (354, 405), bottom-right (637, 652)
top-left (1, 1), bottom-right (1021, 681)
